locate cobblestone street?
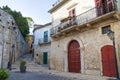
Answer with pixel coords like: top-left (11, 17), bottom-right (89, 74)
top-left (6, 54), bottom-right (115, 80)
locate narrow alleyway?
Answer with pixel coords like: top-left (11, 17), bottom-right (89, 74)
top-left (6, 54), bottom-right (115, 80)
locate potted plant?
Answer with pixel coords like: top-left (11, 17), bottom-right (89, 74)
top-left (0, 68), bottom-right (9, 80)
top-left (61, 16), bottom-right (72, 23)
top-left (58, 27), bottom-right (61, 32)
top-left (20, 60), bottom-right (26, 73)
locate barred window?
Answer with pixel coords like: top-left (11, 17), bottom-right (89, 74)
top-left (102, 25), bottom-right (110, 34)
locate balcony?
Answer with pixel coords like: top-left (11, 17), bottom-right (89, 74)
top-left (50, 3), bottom-right (119, 38)
top-left (38, 38), bottom-right (51, 45)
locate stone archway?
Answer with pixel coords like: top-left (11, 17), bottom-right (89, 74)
top-left (63, 37), bottom-right (84, 73)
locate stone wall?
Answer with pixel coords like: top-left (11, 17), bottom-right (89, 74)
top-left (34, 43), bottom-right (51, 64)
top-left (114, 21), bottom-right (120, 74)
top-left (0, 8), bottom-right (27, 68)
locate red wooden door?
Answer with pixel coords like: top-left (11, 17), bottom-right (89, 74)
top-left (107, 0), bottom-right (114, 12)
top-left (68, 40), bottom-right (80, 73)
top-left (94, 0), bottom-right (103, 16)
top-left (101, 45), bottom-right (116, 77)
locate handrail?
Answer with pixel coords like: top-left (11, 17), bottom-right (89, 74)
top-left (38, 38), bottom-right (51, 44)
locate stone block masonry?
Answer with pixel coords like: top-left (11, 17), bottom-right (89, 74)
top-left (0, 9), bottom-right (27, 68)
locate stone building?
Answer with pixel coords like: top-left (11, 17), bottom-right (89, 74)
top-left (0, 8), bottom-right (27, 68)
top-left (33, 23), bottom-right (52, 65)
top-left (48, 0), bottom-right (120, 78)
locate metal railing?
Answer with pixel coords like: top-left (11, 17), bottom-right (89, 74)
top-left (38, 38), bottom-right (51, 44)
top-left (77, 7), bottom-right (97, 25)
top-left (50, 3), bottom-right (116, 36)
top-left (50, 25), bottom-right (59, 35)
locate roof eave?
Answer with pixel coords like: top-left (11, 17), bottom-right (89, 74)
top-left (48, 0), bottom-right (70, 13)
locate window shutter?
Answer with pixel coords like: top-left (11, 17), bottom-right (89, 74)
top-left (44, 31), bottom-right (48, 43)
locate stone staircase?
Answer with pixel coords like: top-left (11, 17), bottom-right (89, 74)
top-left (11, 54), bottom-right (49, 72)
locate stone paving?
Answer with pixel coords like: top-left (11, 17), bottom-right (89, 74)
top-left (7, 54), bottom-right (115, 80)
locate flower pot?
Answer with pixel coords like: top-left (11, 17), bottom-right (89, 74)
top-left (20, 60), bottom-right (26, 73)
top-left (20, 66), bottom-right (26, 73)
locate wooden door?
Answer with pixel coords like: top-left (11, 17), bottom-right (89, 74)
top-left (94, 0), bottom-right (115, 15)
top-left (43, 52), bottom-right (48, 64)
top-left (94, 0), bottom-right (113, 16)
top-left (68, 40), bottom-right (80, 73)
top-left (107, 0), bottom-right (114, 12)
top-left (101, 45), bottom-right (116, 77)
top-left (94, 0), bottom-right (103, 16)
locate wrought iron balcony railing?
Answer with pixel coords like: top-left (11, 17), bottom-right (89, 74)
top-left (38, 38), bottom-right (51, 44)
top-left (50, 3), bottom-right (116, 36)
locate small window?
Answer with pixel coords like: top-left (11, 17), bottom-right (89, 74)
top-left (72, 9), bottom-right (75, 15)
top-left (68, 8), bottom-right (76, 16)
top-left (102, 25), bottom-right (110, 34)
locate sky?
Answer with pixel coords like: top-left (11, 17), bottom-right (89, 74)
top-left (0, 0), bottom-right (57, 24)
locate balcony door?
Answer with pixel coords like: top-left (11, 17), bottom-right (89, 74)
top-left (107, 0), bottom-right (115, 12)
top-left (44, 31), bottom-right (48, 43)
top-left (94, 0), bottom-right (114, 16)
top-left (69, 8), bottom-right (76, 24)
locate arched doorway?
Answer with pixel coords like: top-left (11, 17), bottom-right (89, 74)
top-left (101, 45), bottom-right (116, 77)
top-left (68, 40), bottom-right (81, 73)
